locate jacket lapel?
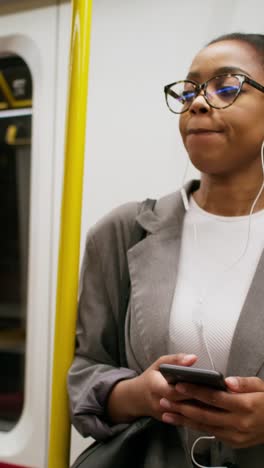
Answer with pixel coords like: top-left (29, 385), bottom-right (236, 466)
top-left (127, 182), bottom-right (199, 367)
top-left (127, 227), bottom-right (182, 366)
top-left (227, 249), bottom-right (264, 377)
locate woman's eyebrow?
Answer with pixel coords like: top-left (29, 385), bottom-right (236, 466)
top-left (186, 66), bottom-right (252, 80)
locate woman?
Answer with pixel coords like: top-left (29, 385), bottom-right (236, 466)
top-left (68, 33), bottom-right (264, 468)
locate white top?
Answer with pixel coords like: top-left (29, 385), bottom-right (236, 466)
top-left (169, 196), bottom-right (264, 375)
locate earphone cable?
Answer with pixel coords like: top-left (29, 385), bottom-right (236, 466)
top-left (225, 139), bottom-right (264, 270)
top-left (191, 436), bottom-right (228, 468)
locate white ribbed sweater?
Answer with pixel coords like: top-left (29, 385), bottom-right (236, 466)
top-left (169, 196), bottom-right (264, 375)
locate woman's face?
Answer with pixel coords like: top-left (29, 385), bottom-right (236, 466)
top-left (179, 40), bottom-right (264, 177)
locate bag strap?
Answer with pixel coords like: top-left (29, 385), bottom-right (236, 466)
top-left (118, 198), bottom-right (156, 367)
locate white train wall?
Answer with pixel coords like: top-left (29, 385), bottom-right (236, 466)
top-left (0, 1), bottom-right (262, 467)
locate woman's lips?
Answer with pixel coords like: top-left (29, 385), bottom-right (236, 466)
top-left (186, 129), bottom-right (224, 143)
top-left (187, 128), bottom-right (223, 135)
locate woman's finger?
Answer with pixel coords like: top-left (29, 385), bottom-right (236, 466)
top-left (161, 413), bottom-right (254, 448)
top-left (161, 399), bottom-right (232, 429)
top-left (225, 376), bottom-right (264, 393)
top-left (174, 382), bottom-right (252, 412)
top-left (154, 353), bottom-right (197, 370)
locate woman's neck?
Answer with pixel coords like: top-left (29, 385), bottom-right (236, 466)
top-left (193, 174), bottom-right (264, 216)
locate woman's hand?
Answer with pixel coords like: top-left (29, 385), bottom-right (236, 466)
top-left (107, 353), bottom-right (197, 424)
top-left (159, 376), bottom-right (264, 448)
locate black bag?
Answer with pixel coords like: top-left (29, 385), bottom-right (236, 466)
top-left (72, 417), bottom-right (157, 468)
top-left (71, 199), bottom-right (158, 468)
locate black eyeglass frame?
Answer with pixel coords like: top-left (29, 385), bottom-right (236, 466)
top-left (164, 73), bottom-right (264, 114)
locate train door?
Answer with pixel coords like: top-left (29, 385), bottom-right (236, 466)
top-left (0, 1), bottom-right (71, 467)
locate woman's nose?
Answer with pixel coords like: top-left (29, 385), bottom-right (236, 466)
top-left (189, 93), bottom-right (210, 114)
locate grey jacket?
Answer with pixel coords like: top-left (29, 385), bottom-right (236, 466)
top-left (68, 181), bottom-right (264, 468)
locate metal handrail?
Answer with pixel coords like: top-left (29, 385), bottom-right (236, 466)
top-left (48, 0), bottom-right (93, 466)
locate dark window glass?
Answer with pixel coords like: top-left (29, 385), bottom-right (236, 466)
top-left (0, 55), bottom-right (32, 431)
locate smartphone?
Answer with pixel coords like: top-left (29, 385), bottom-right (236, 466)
top-left (159, 364), bottom-right (227, 391)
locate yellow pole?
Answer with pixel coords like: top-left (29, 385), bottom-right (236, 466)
top-left (48, 0), bottom-right (93, 467)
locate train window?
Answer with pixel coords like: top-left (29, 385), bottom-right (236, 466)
top-left (0, 55), bottom-right (32, 431)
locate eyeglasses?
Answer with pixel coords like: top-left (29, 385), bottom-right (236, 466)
top-left (164, 73), bottom-right (264, 114)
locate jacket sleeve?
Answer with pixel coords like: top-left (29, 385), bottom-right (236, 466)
top-left (67, 203), bottom-right (139, 440)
